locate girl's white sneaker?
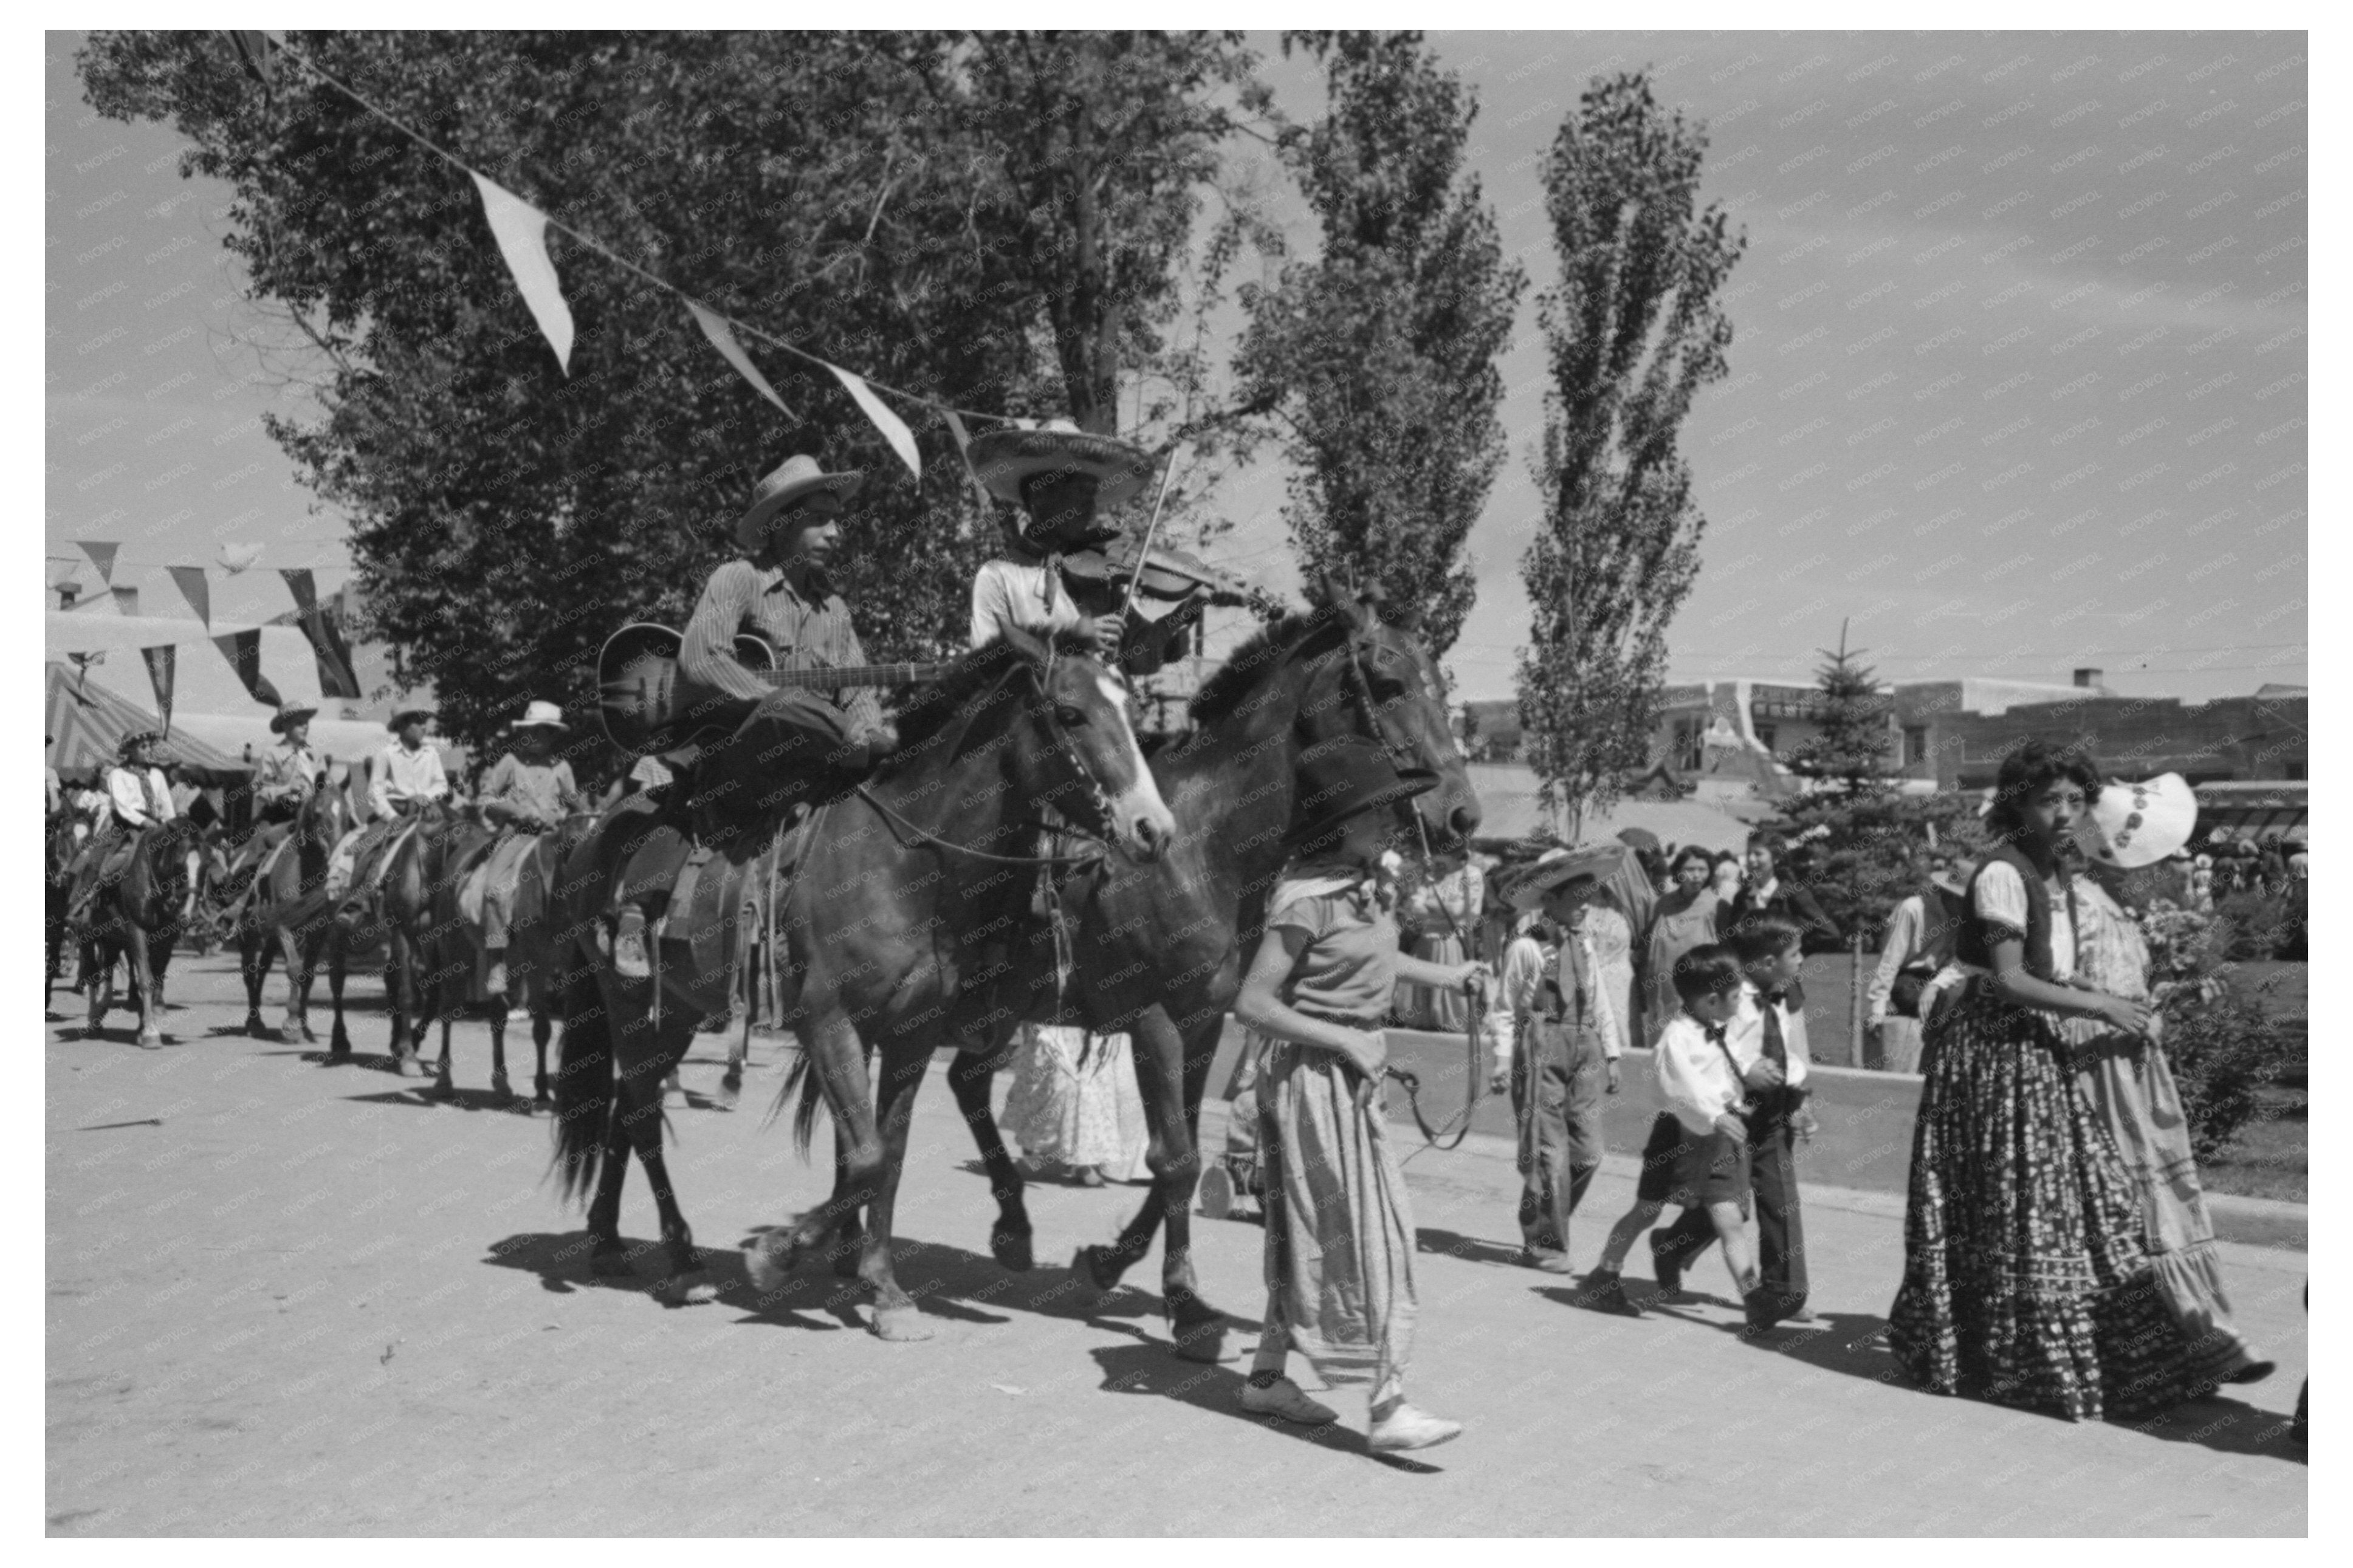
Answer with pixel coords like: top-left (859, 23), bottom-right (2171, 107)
top-left (1369, 1403), bottom-right (1463, 1453)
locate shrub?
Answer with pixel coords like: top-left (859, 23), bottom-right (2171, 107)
top-left (2212, 891), bottom-right (2289, 961)
top-left (2161, 981), bottom-right (2299, 1162)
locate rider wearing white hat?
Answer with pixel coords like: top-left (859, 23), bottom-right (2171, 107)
top-left (478, 701), bottom-right (586, 832)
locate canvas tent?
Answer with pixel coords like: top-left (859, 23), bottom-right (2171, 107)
top-left (46, 662), bottom-right (247, 785)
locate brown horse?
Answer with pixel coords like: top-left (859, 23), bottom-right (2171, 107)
top-left (77, 817), bottom-right (201, 1048)
top-left (422, 810), bottom-right (599, 1104)
top-left (45, 814), bottom-right (80, 1011)
top-left (233, 781), bottom-right (356, 1044)
top-left (552, 629), bottom-right (1175, 1324)
top-left (802, 581), bottom-right (1479, 1355)
top-left (331, 802), bottom-right (469, 1075)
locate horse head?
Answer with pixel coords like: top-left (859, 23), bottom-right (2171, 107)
top-left (1311, 574), bottom-right (1482, 854)
top-left (125, 817), bottom-right (202, 930)
top-left (998, 626), bottom-right (1176, 863)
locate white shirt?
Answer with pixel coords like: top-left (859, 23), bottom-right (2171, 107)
top-left (1558, 924), bottom-right (1624, 1061)
top-left (970, 557), bottom-right (1085, 649)
top-left (1497, 934), bottom-right (1550, 1071)
top-left (105, 764), bottom-right (176, 829)
top-left (1655, 1012), bottom-right (1748, 1135)
top-left (369, 740), bottom-right (451, 817)
top-left (1726, 978), bottom-right (1810, 1090)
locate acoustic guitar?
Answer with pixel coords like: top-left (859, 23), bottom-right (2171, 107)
top-left (597, 621), bottom-right (946, 756)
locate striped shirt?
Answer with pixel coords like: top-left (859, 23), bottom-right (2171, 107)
top-left (680, 558), bottom-right (883, 740)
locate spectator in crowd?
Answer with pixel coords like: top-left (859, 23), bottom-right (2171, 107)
top-left (1866, 851), bottom-right (1973, 1073)
top-left (1641, 847), bottom-right (1725, 1048)
top-left (1721, 831), bottom-right (1841, 950)
top-left (1708, 851), bottom-right (1743, 906)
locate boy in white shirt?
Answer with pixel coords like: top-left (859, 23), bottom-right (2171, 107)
top-left (1653, 914), bottom-right (1821, 1329)
top-left (1577, 943), bottom-right (1764, 1316)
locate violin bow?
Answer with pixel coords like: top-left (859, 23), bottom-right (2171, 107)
top-left (1119, 444), bottom-right (1187, 618)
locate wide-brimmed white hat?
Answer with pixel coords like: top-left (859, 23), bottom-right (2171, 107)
top-left (733, 454), bottom-right (865, 552)
top-left (509, 700), bottom-right (568, 733)
top-left (2075, 773), bottom-right (2197, 870)
top-left (967, 417), bottom-right (1152, 512)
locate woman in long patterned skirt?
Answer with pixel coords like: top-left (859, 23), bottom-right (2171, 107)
top-left (1889, 742), bottom-right (2207, 1422)
top-left (1232, 737), bottom-right (1483, 1453)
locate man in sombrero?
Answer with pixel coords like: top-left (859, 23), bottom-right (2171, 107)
top-left (602, 453), bottom-right (895, 981)
top-left (218, 701), bottom-right (326, 916)
top-left (335, 703), bottom-right (451, 915)
top-left (965, 418), bottom-right (1211, 674)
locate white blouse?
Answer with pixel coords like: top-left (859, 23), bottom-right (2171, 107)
top-left (970, 558), bottom-right (1085, 650)
top-left (1966, 859), bottom-right (2076, 981)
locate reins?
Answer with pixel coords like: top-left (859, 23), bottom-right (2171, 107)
top-left (1387, 787), bottom-right (1486, 1159)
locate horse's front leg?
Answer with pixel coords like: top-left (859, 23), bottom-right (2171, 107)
top-left (855, 1040), bottom-right (935, 1341)
top-left (325, 940), bottom-right (352, 1057)
top-left (239, 923), bottom-right (275, 1038)
top-left (487, 993), bottom-right (514, 1102)
top-left (946, 1035), bottom-right (1032, 1272)
top-left (746, 1013), bottom-right (879, 1295)
top-left (277, 918), bottom-right (317, 1044)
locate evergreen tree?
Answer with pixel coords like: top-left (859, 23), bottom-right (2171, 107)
top-left (1785, 620), bottom-right (1895, 796)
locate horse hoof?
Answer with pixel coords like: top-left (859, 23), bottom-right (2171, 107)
top-left (743, 1236), bottom-right (794, 1295)
top-left (655, 1274), bottom-right (718, 1307)
top-left (491, 1073), bottom-right (514, 1101)
top-left (991, 1226), bottom-right (1034, 1273)
top-left (1070, 1246), bottom-right (1121, 1294)
top-left (244, 1015), bottom-right (270, 1039)
top-left (283, 1019), bottom-right (317, 1045)
top-left (870, 1304), bottom-right (934, 1343)
top-left (420, 1074), bottom-right (455, 1101)
top-left (534, 1075), bottom-right (552, 1104)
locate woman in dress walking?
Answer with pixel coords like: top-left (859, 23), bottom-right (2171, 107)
top-left (1640, 847), bottom-right (1724, 1047)
top-left (2069, 775), bottom-right (2275, 1389)
top-left (1889, 742), bottom-right (2207, 1422)
top-left (1231, 736), bottom-right (1483, 1452)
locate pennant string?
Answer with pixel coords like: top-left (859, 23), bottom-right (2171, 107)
top-left (277, 44), bottom-right (1007, 431)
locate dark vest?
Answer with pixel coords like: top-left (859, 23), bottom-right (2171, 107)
top-left (1953, 843), bottom-right (2065, 982)
top-left (1539, 930), bottom-right (1600, 1030)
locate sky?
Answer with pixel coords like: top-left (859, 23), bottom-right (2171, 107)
top-left (45, 29), bottom-right (2308, 704)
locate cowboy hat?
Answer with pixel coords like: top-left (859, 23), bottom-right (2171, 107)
top-left (117, 730), bottom-right (164, 760)
top-left (387, 705), bottom-right (437, 732)
top-left (967, 418), bottom-right (1152, 512)
top-left (269, 702), bottom-right (319, 736)
top-left (1506, 844), bottom-right (1626, 913)
top-left (1928, 856), bottom-right (1975, 900)
top-left (734, 454), bottom-right (865, 552)
top-left (509, 700), bottom-right (569, 733)
top-left (2075, 773), bottom-right (2196, 870)
top-left (1286, 736), bottom-right (1438, 851)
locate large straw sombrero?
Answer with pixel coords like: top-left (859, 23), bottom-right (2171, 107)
top-left (733, 454), bottom-right (865, 552)
top-left (967, 418), bottom-right (1153, 512)
top-left (1505, 845), bottom-right (1627, 913)
top-left (2074, 773), bottom-right (2197, 870)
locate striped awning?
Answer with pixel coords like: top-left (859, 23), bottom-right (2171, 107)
top-left (46, 662), bottom-right (248, 783)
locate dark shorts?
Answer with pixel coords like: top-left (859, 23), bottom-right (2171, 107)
top-left (1637, 1111), bottom-right (1751, 1215)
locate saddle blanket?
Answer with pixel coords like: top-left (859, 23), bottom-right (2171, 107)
top-left (459, 832), bottom-right (540, 950)
top-left (323, 826), bottom-right (367, 902)
top-left (654, 804), bottom-right (822, 1007)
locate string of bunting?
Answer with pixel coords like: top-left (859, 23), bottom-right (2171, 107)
top-left (61, 541), bottom-right (360, 702)
top-left (251, 35), bottom-right (1039, 484)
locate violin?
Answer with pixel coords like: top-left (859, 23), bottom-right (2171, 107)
top-left (1056, 539), bottom-right (1285, 618)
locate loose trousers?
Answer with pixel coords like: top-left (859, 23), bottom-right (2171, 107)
top-left (1514, 1016), bottom-right (1606, 1259)
top-left (1654, 1093), bottom-right (1808, 1316)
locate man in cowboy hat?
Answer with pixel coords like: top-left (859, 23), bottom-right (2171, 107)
top-left (602, 452), bottom-right (895, 980)
top-left (66, 731), bottom-right (177, 923)
top-left (253, 702), bottom-right (324, 820)
top-left (464, 700), bottom-right (589, 991)
top-left (1502, 846), bottom-right (1628, 1273)
top-left (369, 705), bottom-right (450, 820)
top-left (966, 418), bottom-right (1211, 676)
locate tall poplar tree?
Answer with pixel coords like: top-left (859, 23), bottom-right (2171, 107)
top-left (1516, 72), bottom-right (1744, 829)
top-left (1234, 30), bottom-right (1523, 659)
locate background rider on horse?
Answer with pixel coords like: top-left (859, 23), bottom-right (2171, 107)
top-left (64, 731), bottom-right (176, 927)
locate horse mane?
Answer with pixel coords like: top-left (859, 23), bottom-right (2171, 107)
top-left (881, 632), bottom-right (1090, 764)
top-left (1185, 604), bottom-right (1344, 728)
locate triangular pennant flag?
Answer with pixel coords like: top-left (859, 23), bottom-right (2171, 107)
top-left (283, 568), bottom-right (360, 700)
top-left (224, 30), bottom-right (278, 89)
top-left (470, 171), bottom-right (574, 375)
top-left (167, 566), bottom-right (211, 628)
top-left (941, 409), bottom-right (992, 522)
top-left (139, 645), bottom-right (177, 736)
top-left (78, 541), bottom-right (118, 584)
top-left (826, 363), bottom-right (919, 479)
top-left (211, 629), bottom-right (284, 710)
top-left (687, 301), bottom-right (797, 419)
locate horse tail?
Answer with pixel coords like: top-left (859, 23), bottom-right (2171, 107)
top-left (774, 1042), bottom-right (826, 1159)
top-left (549, 948), bottom-right (615, 1206)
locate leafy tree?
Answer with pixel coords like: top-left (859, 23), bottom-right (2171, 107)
top-left (1233, 30), bottom-right (1524, 659)
top-left (1515, 72), bottom-right (1744, 832)
top-left (79, 30), bottom-right (1270, 773)
top-left (1785, 620), bottom-right (1895, 797)
top-left (1765, 790), bottom-right (1990, 947)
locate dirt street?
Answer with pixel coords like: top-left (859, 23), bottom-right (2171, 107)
top-left (47, 952), bottom-right (2307, 1536)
